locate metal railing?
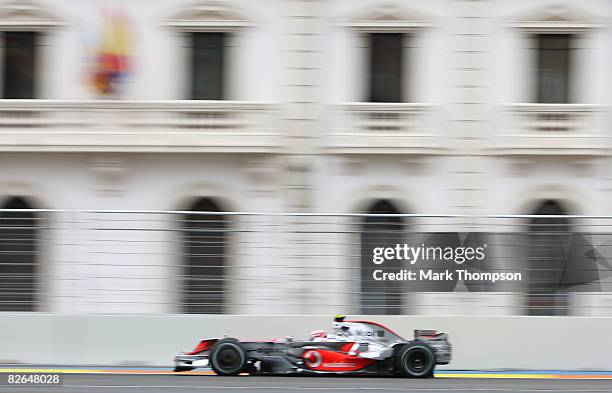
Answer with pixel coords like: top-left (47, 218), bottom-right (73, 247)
top-left (1, 210), bottom-right (612, 316)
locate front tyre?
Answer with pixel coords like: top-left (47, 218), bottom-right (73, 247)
top-left (210, 338), bottom-right (247, 376)
top-left (396, 342), bottom-right (436, 378)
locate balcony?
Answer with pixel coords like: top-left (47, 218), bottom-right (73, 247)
top-left (0, 100), bottom-right (280, 153)
top-left (325, 103), bottom-right (444, 155)
top-left (492, 104), bottom-right (607, 156)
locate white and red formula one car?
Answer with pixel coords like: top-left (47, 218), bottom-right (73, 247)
top-left (174, 315), bottom-right (451, 378)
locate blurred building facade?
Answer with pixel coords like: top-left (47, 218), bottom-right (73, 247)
top-left (0, 0), bottom-right (612, 316)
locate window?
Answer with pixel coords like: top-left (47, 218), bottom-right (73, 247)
top-left (2, 32), bottom-right (37, 99)
top-left (0, 197), bottom-right (38, 311)
top-left (190, 32), bottom-right (225, 100)
top-left (527, 200), bottom-right (570, 316)
top-left (368, 33), bottom-right (404, 103)
top-left (182, 198), bottom-right (227, 314)
top-left (360, 200), bottom-right (405, 315)
top-left (535, 34), bottom-right (571, 103)
top-left (163, 2), bottom-right (251, 100)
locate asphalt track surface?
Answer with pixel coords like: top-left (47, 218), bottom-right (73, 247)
top-left (3, 374), bottom-right (612, 393)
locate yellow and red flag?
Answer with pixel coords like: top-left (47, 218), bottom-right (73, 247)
top-left (91, 10), bottom-right (132, 96)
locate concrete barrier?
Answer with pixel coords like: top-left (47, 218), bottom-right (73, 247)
top-left (0, 314), bottom-right (609, 370)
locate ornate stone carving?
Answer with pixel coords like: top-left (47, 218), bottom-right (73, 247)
top-left (340, 1), bottom-right (430, 32)
top-left (511, 3), bottom-right (599, 32)
top-left (0, 0), bottom-right (63, 30)
top-left (89, 157), bottom-right (129, 196)
top-left (162, 0), bottom-right (251, 31)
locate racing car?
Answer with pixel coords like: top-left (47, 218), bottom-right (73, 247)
top-left (173, 315), bottom-right (451, 378)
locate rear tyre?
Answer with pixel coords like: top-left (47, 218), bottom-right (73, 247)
top-left (210, 338), bottom-right (247, 376)
top-left (396, 342), bottom-right (436, 378)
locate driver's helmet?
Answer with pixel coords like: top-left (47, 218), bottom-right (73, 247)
top-left (309, 329), bottom-right (327, 340)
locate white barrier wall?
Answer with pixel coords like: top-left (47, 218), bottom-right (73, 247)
top-left (0, 314), bottom-right (610, 370)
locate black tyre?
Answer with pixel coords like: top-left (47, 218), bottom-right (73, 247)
top-left (210, 338), bottom-right (247, 376)
top-left (396, 342), bottom-right (436, 378)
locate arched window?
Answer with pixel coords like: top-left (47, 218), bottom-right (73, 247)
top-left (182, 198), bottom-right (227, 314)
top-left (360, 200), bottom-right (405, 315)
top-left (527, 200), bottom-right (570, 316)
top-left (0, 197), bottom-right (38, 311)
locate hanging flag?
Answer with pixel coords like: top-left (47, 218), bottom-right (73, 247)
top-left (91, 9), bottom-right (132, 97)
